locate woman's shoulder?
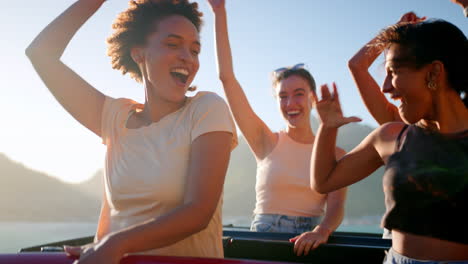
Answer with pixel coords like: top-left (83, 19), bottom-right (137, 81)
top-left (190, 91), bottom-right (226, 106)
top-left (375, 122), bottom-right (408, 141)
top-left (186, 91), bottom-right (231, 116)
top-left (104, 96), bottom-right (142, 113)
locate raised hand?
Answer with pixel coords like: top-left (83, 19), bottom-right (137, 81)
top-left (315, 83), bottom-right (361, 128)
top-left (397, 11), bottom-right (426, 24)
top-left (207, 0), bottom-right (225, 11)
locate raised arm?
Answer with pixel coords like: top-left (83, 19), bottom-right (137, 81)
top-left (348, 12), bottom-right (425, 125)
top-left (348, 37), bottom-right (401, 124)
top-left (25, 0), bottom-right (107, 137)
top-left (310, 83), bottom-right (384, 194)
top-left (208, 0), bottom-right (276, 159)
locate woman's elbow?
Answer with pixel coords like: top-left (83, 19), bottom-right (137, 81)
top-left (311, 182), bottom-right (328, 195)
top-left (25, 44), bottom-right (47, 63)
top-left (347, 57), bottom-right (362, 71)
top-left (187, 205), bottom-right (216, 233)
top-left (25, 44), bottom-right (38, 60)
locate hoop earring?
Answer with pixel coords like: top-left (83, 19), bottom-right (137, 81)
top-left (428, 81), bottom-right (437, 91)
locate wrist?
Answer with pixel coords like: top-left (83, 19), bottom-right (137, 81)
top-left (99, 233), bottom-right (127, 258)
top-left (314, 225), bottom-right (333, 237)
top-left (319, 123), bottom-right (340, 131)
top-left (213, 6), bottom-right (227, 16)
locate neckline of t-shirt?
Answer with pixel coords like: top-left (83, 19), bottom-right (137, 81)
top-left (280, 130), bottom-right (314, 147)
top-left (124, 93), bottom-right (200, 131)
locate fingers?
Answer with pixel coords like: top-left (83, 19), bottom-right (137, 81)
top-left (343, 116), bottom-right (362, 125)
top-left (398, 11), bottom-right (426, 24)
top-left (296, 240), bottom-right (313, 256)
top-left (398, 11), bottom-right (415, 23)
top-left (332, 82), bottom-right (339, 103)
top-left (320, 83), bottom-right (340, 102)
top-left (64, 245), bottom-right (82, 257)
top-left (303, 240), bottom-right (315, 256)
top-left (289, 235), bottom-right (299, 243)
top-left (294, 237), bottom-right (316, 256)
top-left (320, 84), bottom-right (331, 101)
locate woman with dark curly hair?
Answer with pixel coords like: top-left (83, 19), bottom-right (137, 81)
top-left (311, 19), bottom-right (468, 263)
top-left (26, 0), bottom-right (237, 262)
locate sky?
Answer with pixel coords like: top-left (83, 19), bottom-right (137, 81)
top-left (1, 0), bottom-right (466, 183)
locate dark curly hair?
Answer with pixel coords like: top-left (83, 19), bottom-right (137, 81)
top-left (373, 19), bottom-right (468, 108)
top-left (107, 0), bottom-right (203, 89)
top-left (271, 68), bottom-right (316, 95)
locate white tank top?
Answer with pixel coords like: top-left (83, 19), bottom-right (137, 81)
top-left (254, 131), bottom-right (326, 217)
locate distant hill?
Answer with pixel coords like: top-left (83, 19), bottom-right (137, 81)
top-left (76, 169), bottom-right (103, 200)
top-left (0, 117), bottom-right (385, 224)
top-left (0, 154), bottom-right (100, 221)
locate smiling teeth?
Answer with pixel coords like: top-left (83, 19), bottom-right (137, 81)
top-left (287, 111), bottom-right (300, 115)
top-left (171, 68), bottom-right (189, 76)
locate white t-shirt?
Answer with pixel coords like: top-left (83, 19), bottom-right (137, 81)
top-left (101, 91), bottom-right (237, 257)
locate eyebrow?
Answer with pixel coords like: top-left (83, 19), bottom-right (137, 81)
top-left (278, 88), bottom-right (306, 95)
top-left (166, 34), bottom-right (201, 47)
top-left (294, 88), bottom-right (306, 93)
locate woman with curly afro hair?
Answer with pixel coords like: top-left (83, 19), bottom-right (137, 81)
top-left (26, 0), bottom-right (237, 262)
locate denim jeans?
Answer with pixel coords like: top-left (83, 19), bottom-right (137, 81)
top-left (250, 213), bottom-right (321, 233)
top-left (383, 248), bottom-right (468, 264)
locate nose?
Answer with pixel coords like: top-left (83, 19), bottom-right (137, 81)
top-left (286, 96), bottom-right (295, 107)
top-left (178, 47), bottom-right (194, 63)
top-left (382, 75), bottom-right (393, 94)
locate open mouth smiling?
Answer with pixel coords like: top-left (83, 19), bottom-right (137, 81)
top-left (286, 110), bottom-right (300, 118)
top-left (170, 67), bottom-right (189, 84)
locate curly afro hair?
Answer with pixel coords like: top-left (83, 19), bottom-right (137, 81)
top-left (107, 0), bottom-right (203, 87)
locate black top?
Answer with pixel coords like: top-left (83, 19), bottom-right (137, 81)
top-left (382, 125), bottom-right (468, 244)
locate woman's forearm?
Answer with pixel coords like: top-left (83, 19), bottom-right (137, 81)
top-left (213, 7), bottom-right (236, 82)
top-left (348, 37), bottom-right (381, 70)
top-left (26, 0), bottom-right (106, 61)
top-left (348, 37), bottom-right (400, 124)
top-left (310, 125), bottom-right (339, 194)
top-left (109, 202), bottom-right (216, 256)
top-left (317, 189), bottom-right (346, 235)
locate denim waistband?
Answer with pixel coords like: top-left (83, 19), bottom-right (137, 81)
top-left (384, 248), bottom-right (468, 264)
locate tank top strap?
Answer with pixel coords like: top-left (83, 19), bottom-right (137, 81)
top-left (269, 131), bottom-right (287, 155)
top-left (395, 124), bottom-right (409, 151)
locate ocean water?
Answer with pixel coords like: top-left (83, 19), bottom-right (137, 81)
top-left (0, 218), bottom-right (382, 253)
top-left (0, 222), bottom-right (97, 253)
